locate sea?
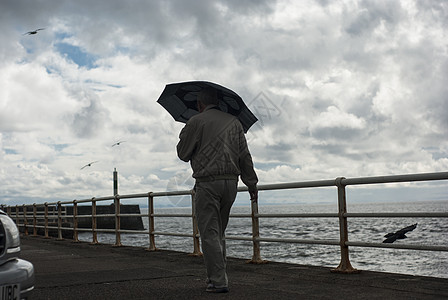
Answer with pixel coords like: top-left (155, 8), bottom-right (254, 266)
top-left (78, 201), bottom-right (448, 279)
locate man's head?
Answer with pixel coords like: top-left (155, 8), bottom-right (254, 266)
top-left (197, 87), bottom-right (219, 112)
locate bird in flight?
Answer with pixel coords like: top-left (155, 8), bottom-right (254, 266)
top-left (383, 223), bottom-right (417, 243)
top-left (112, 140), bottom-right (126, 147)
top-left (80, 161), bottom-right (99, 170)
top-left (23, 28), bottom-right (45, 35)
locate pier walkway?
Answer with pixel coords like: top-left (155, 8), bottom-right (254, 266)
top-left (20, 235), bottom-right (448, 300)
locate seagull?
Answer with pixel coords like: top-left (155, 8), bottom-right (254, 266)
top-left (23, 28), bottom-right (45, 35)
top-left (112, 141), bottom-right (126, 147)
top-left (80, 161), bottom-right (99, 170)
top-left (383, 223), bottom-right (417, 243)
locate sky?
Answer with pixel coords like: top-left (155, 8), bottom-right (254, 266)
top-left (1, 0), bottom-right (447, 207)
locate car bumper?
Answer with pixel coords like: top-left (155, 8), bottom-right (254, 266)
top-left (0, 258), bottom-right (35, 299)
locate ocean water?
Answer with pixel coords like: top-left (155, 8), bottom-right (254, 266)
top-left (78, 201), bottom-right (448, 278)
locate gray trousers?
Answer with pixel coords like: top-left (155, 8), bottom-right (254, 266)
top-left (194, 179), bottom-right (238, 288)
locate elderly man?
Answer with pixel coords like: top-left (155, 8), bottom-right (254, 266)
top-left (177, 87), bottom-right (258, 293)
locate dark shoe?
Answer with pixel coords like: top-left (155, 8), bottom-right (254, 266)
top-left (206, 284), bottom-right (229, 293)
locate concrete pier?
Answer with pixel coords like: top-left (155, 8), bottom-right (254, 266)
top-left (20, 235), bottom-right (448, 299)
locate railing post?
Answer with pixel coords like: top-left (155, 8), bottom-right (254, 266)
top-left (23, 205), bottom-right (28, 235)
top-left (57, 201), bottom-right (63, 240)
top-left (331, 177), bottom-right (359, 274)
top-left (248, 197), bottom-right (265, 264)
top-left (15, 205), bottom-right (19, 227)
top-left (33, 203), bottom-right (37, 236)
top-left (114, 195), bottom-right (122, 247)
top-left (44, 202), bottom-right (49, 238)
top-left (113, 168), bottom-right (118, 196)
top-left (190, 190), bottom-right (202, 256)
top-left (91, 198), bottom-right (98, 244)
top-left (147, 193), bottom-right (157, 251)
top-left (73, 200), bottom-right (79, 242)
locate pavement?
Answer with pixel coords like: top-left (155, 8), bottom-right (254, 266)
top-left (20, 235), bottom-right (448, 300)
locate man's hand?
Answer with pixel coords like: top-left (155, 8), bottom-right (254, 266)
top-left (249, 189), bottom-right (258, 203)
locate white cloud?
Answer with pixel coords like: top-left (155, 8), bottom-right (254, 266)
top-left (0, 0), bottom-right (447, 205)
top-left (309, 106), bottom-right (366, 133)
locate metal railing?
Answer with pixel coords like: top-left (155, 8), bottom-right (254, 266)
top-left (2, 171), bottom-right (448, 274)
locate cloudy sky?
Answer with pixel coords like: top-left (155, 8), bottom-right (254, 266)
top-left (1, 0), bottom-right (447, 207)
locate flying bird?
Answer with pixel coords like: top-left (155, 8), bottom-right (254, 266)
top-left (80, 161), bottom-right (99, 170)
top-left (112, 141), bottom-right (126, 147)
top-left (383, 223), bottom-right (417, 243)
top-left (23, 28), bottom-right (45, 35)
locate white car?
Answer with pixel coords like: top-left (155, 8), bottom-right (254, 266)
top-left (0, 210), bottom-right (34, 299)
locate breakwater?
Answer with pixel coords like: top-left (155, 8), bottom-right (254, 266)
top-left (65, 204), bottom-right (144, 230)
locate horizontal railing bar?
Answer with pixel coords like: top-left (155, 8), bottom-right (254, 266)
top-left (28, 198), bottom-right (112, 206)
top-left (13, 212), bottom-right (54, 215)
top-left (15, 218), bottom-right (59, 221)
top-left (226, 235), bottom-right (341, 246)
top-left (237, 180), bottom-right (336, 192)
top-left (341, 172), bottom-right (448, 186)
top-left (40, 226), bottom-right (58, 230)
top-left (258, 237), bottom-right (341, 245)
top-left (118, 229), bottom-right (148, 234)
top-left (39, 213), bottom-right (149, 218)
top-left (55, 227), bottom-right (74, 231)
top-left (33, 201), bottom-right (58, 206)
top-left (10, 213), bottom-right (56, 216)
top-left (117, 213), bottom-right (147, 217)
top-left (57, 200), bottom-right (76, 205)
top-left (152, 214), bottom-right (192, 218)
top-left (344, 212), bottom-right (448, 218)
top-left (229, 213), bottom-right (338, 218)
top-left (151, 190), bottom-right (193, 197)
top-left (92, 214), bottom-right (115, 218)
top-left (44, 214), bottom-right (138, 218)
top-left (117, 193), bottom-right (149, 199)
top-left (74, 199), bottom-right (97, 204)
top-left (152, 231), bottom-right (193, 238)
top-left (346, 241), bottom-right (448, 251)
top-left (90, 196), bottom-right (115, 201)
top-left (257, 213), bottom-right (338, 218)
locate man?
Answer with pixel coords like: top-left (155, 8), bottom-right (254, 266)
top-left (177, 87), bottom-right (258, 293)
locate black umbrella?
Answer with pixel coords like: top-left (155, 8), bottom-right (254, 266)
top-left (157, 81), bottom-right (258, 133)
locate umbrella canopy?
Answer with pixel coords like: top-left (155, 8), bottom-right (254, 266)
top-left (157, 81), bottom-right (258, 133)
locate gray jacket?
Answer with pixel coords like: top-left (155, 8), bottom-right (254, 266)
top-left (177, 105), bottom-right (258, 192)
